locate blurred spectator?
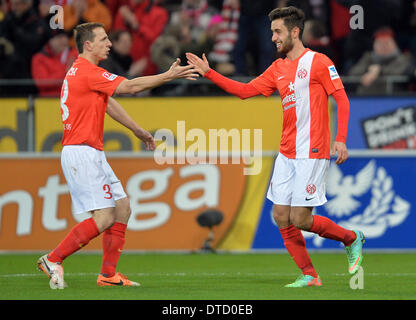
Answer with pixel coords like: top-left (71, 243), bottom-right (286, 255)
top-left (281, 0), bottom-right (330, 29)
top-left (0, 0), bottom-right (48, 94)
top-left (0, 0), bottom-right (11, 77)
top-left (327, 0), bottom-right (352, 73)
top-left (409, 1), bottom-right (416, 89)
top-left (151, 12), bottom-right (221, 73)
top-left (0, 0), bottom-right (8, 21)
top-left (208, 0), bottom-right (240, 76)
top-left (335, 0), bottom-right (404, 74)
top-left (38, 0), bottom-right (66, 32)
top-left (0, 35), bottom-right (13, 76)
top-left (63, 0), bottom-right (112, 33)
top-left (31, 29), bottom-right (78, 96)
top-left (394, 0), bottom-right (416, 58)
top-left (39, 0), bottom-right (54, 19)
top-left (99, 29), bottom-right (146, 78)
top-left (302, 19), bottom-right (335, 61)
top-left (105, 0), bottom-right (128, 22)
top-left (232, 0), bottom-right (276, 76)
top-left (169, 0), bottom-right (218, 45)
top-left (410, 1), bottom-right (416, 57)
top-left (153, 0), bottom-right (220, 68)
top-left (150, 30), bottom-right (180, 73)
top-left (348, 27), bottom-right (413, 95)
top-left (113, 0), bottom-right (168, 76)
top-left (279, 0), bottom-right (350, 72)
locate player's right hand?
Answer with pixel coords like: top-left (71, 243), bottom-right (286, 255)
top-left (168, 58), bottom-right (199, 80)
top-left (185, 52), bottom-right (210, 76)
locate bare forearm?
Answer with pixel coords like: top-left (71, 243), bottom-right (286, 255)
top-left (115, 58), bottom-right (197, 94)
top-left (106, 97), bottom-right (140, 133)
top-left (115, 72), bottom-right (171, 95)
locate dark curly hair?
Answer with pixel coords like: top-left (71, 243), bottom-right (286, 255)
top-left (268, 6), bottom-right (305, 39)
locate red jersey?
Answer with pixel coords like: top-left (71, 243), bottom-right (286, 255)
top-left (250, 49), bottom-right (344, 159)
top-left (60, 57), bottom-right (126, 150)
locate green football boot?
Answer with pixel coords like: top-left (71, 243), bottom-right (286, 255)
top-left (284, 274), bottom-right (322, 288)
top-left (345, 230), bottom-right (365, 275)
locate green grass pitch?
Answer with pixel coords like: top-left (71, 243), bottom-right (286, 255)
top-left (0, 252), bottom-right (415, 300)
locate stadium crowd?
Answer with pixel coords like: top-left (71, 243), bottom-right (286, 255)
top-left (0, 0), bottom-right (415, 96)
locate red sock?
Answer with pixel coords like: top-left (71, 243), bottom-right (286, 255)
top-left (309, 215), bottom-right (356, 246)
top-left (101, 222), bottom-right (127, 277)
top-left (48, 218), bottom-right (100, 263)
top-left (280, 224), bottom-right (318, 278)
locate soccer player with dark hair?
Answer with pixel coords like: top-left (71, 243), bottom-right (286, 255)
top-left (37, 22), bottom-right (198, 289)
top-left (186, 6), bottom-right (365, 288)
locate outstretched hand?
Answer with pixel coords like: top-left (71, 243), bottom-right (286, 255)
top-left (167, 58), bottom-right (199, 80)
top-left (186, 52), bottom-right (210, 76)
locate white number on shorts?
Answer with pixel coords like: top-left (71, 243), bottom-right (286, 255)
top-left (60, 79), bottom-right (69, 121)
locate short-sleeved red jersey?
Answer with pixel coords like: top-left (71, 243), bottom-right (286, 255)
top-left (250, 49), bottom-right (344, 159)
top-left (60, 57), bottom-right (126, 150)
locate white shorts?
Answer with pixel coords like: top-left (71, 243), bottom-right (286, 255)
top-left (61, 145), bottom-right (127, 214)
top-left (266, 153), bottom-right (329, 207)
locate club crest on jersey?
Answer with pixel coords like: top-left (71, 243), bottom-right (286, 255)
top-left (102, 71), bottom-right (118, 81)
top-left (297, 68), bottom-right (308, 79)
top-left (328, 65), bottom-right (340, 80)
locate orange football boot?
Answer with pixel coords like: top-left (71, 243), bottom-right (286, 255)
top-left (97, 272), bottom-right (140, 287)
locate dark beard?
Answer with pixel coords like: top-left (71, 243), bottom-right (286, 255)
top-left (279, 35), bottom-right (294, 56)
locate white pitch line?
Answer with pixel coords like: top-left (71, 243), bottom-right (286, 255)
top-left (1, 272), bottom-right (416, 278)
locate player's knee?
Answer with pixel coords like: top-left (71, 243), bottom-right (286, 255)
top-left (115, 196), bottom-right (131, 222)
top-left (289, 215), bottom-right (309, 230)
top-left (123, 196), bottom-right (131, 214)
top-left (92, 207), bottom-right (116, 232)
top-left (124, 200), bottom-right (132, 219)
top-left (273, 210), bottom-right (290, 228)
top-left (103, 214), bottom-right (116, 230)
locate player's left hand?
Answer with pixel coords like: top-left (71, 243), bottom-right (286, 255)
top-left (332, 141), bottom-right (348, 165)
top-left (134, 128), bottom-right (156, 151)
top-left (185, 52), bottom-right (210, 76)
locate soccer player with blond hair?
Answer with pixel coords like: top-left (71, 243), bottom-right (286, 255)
top-left (37, 22), bottom-right (198, 289)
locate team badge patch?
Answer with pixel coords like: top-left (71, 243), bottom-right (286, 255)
top-left (306, 184), bottom-right (316, 195)
top-left (102, 71), bottom-right (118, 81)
top-left (328, 65), bottom-right (340, 80)
top-left (297, 68), bottom-right (308, 79)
